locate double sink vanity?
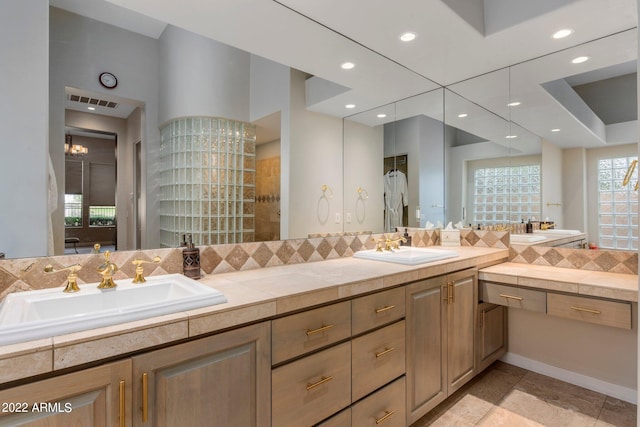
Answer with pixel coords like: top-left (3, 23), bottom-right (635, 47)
top-left (0, 241), bottom-right (635, 426)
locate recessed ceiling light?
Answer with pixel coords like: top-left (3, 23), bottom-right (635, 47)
top-left (507, 101), bottom-right (521, 107)
top-left (341, 62), bottom-right (355, 70)
top-left (345, 104), bottom-right (356, 109)
top-left (552, 29), bottom-right (573, 39)
top-left (551, 128), bottom-right (561, 132)
top-left (572, 56), bottom-right (589, 64)
top-left (377, 113), bottom-right (387, 118)
top-left (87, 106), bottom-right (96, 111)
top-left (505, 135), bottom-right (517, 139)
top-left (400, 32), bottom-right (416, 42)
top-left (457, 113), bottom-right (468, 118)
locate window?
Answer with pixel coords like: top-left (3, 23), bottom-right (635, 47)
top-left (89, 206), bottom-right (116, 227)
top-left (472, 164), bottom-right (541, 224)
top-left (64, 194), bottom-right (82, 227)
top-left (597, 156), bottom-right (638, 250)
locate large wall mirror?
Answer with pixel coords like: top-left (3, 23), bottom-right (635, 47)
top-left (1, 1), bottom-right (636, 258)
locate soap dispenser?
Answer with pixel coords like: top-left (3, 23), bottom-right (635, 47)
top-left (403, 228), bottom-right (412, 247)
top-left (182, 234), bottom-right (201, 279)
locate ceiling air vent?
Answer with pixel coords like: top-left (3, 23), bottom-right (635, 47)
top-left (68, 94), bottom-right (118, 109)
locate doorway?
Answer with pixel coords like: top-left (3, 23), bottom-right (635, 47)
top-left (63, 129), bottom-right (117, 253)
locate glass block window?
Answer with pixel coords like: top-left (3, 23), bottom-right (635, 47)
top-left (473, 164), bottom-right (541, 224)
top-left (159, 117), bottom-right (256, 247)
top-left (89, 206), bottom-right (116, 227)
top-left (64, 194), bottom-right (82, 227)
top-left (597, 156), bottom-right (638, 250)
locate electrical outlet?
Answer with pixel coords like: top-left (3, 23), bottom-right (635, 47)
top-left (345, 212), bottom-right (352, 224)
top-left (335, 213), bottom-right (341, 224)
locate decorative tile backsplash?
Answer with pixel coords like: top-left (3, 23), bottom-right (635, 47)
top-left (509, 244), bottom-right (637, 275)
top-left (0, 230), bottom-right (633, 301)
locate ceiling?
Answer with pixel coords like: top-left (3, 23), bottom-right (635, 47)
top-left (51, 0), bottom-right (638, 148)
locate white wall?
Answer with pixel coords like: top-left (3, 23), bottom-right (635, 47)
top-left (561, 147), bottom-right (588, 235)
top-left (50, 7), bottom-right (160, 250)
top-left (541, 139), bottom-right (563, 226)
top-left (343, 120), bottom-right (384, 234)
top-left (506, 307), bottom-right (637, 402)
top-left (158, 25), bottom-right (251, 125)
top-left (289, 70), bottom-right (343, 238)
top-left (0, 1), bottom-right (49, 258)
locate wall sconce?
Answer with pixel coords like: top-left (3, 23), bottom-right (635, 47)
top-left (65, 134), bottom-right (88, 156)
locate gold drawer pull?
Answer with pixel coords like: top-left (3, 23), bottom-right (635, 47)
top-left (375, 410), bottom-right (395, 424)
top-left (306, 324), bottom-right (334, 336)
top-left (571, 306), bottom-right (601, 315)
top-left (306, 375), bottom-right (333, 390)
top-left (141, 372), bottom-right (149, 422)
top-left (375, 304), bottom-right (396, 314)
top-left (499, 294), bottom-right (523, 301)
top-left (375, 347), bottom-right (395, 358)
top-left (119, 380), bottom-right (125, 427)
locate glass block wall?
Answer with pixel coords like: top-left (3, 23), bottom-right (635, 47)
top-left (159, 117), bottom-right (256, 247)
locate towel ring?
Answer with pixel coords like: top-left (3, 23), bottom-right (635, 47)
top-left (321, 184), bottom-right (333, 198)
top-left (357, 186), bottom-right (369, 199)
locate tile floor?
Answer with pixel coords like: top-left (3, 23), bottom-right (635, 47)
top-left (411, 361), bottom-right (636, 427)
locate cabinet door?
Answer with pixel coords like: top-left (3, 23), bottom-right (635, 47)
top-left (405, 276), bottom-right (446, 425)
top-left (477, 303), bottom-right (507, 372)
top-left (446, 269), bottom-right (477, 394)
top-left (0, 359), bottom-right (131, 427)
top-left (132, 322), bottom-right (270, 427)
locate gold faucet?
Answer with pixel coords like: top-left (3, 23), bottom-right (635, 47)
top-left (373, 235), bottom-right (407, 251)
top-left (97, 251), bottom-right (118, 290)
top-left (131, 256), bottom-right (161, 284)
top-left (44, 264), bottom-right (82, 293)
top-left (540, 223), bottom-right (554, 230)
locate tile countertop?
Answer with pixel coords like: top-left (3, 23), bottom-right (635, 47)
top-left (0, 246), bottom-right (507, 384)
top-left (479, 262), bottom-right (638, 303)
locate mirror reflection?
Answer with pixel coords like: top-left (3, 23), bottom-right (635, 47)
top-left (1, 1), bottom-right (636, 259)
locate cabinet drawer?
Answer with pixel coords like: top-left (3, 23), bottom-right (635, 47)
top-left (316, 408), bottom-right (351, 427)
top-left (480, 282), bottom-right (546, 313)
top-left (351, 376), bottom-right (405, 427)
top-left (272, 342), bottom-right (351, 427)
top-left (352, 287), bottom-right (405, 336)
top-left (547, 293), bottom-right (632, 330)
top-left (352, 320), bottom-right (405, 402)
top-left (272, 301), bottom-right (351, 364)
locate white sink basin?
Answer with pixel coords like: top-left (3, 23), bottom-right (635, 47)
top-left (0, 274), bottom-right (227, 346)
top-left (353, 246), bottom-right (458, 265)
top-left (533, 229), bottom-right (582, 235)
top-left (510, 234), bottom-right (547, 243)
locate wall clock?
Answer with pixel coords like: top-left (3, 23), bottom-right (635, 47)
top-left (99, 72), bottom-right (118, 89)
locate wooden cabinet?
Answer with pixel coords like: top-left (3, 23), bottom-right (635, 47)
top-left (406, 268), bottom-right (477, 425)
top-left (272, 301), bottom-right (351, 365)
top-left (547, 293), bottom-right (631, 330)
top-left (0, 359), bottom-right (131, 427)
top-left (131, 322), bottom-right (270, 427)
top-left (480, 281), bottom-right (546, 312)
top-left (272, 342), bottom-right (351, 427)
top-left (476, 302), bottom-right (507, 372)
top-left (351, 320), bottom-right (405, 402)
top-left (351, 377), bottom-right (406, 427)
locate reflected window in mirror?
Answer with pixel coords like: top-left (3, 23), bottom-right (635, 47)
top-left (64, 195), bottom-right (83, 228)
top-left (597, 155), bottom-right (638, 250)
top-left (467, 156), bottom-right (541, 226)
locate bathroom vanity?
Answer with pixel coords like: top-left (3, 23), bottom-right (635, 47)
top-left (0, 246), bottom-right (635, 426)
